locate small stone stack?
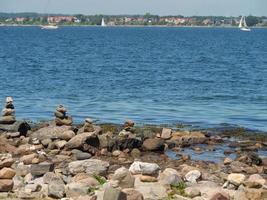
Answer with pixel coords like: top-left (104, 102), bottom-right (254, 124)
top-left (54, 105), bottom-right (73, 126)
top-left (0, 154), bottom-right (15, 192)
top-left (83, 118), bottom-right (95, 132)
top-left (118, 120), bottom-right (136, 138)
top-left (0, 97), bottom-right (16, 124)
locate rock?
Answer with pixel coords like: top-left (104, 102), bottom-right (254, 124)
top-left (41, 138), bottom-right (52, 147)
top-left (227, 173), bottom-right (246, 186)
top-left (112, 150), bottom-right (122, 157)
top-left (134, 175), bottom-right (167, 200)
top-left (129, 161), bottom-right (160, 176)
top-left (210, 192), bottom-right (229, 200)
top-left (171, 131), bottom-right (206, 145)
top-left (55, 140), bottom-right (67, 149)
top-left (159, 168), bottom-right (183, 186)
top-left (103, 187), bottom-right (127, 200)
top-left (16, 162), bottom-right (31, 177)
top-left (244, 188), bottom-right (267, 200)
top-left (0, 167), bottom-right (16, 179)
top-left (112, 167), bottom-right (135, 189)
top-left (66, 132), bottom-right (99, 150)
top-left (244, 174), bottom-right (266, 188)
top-left (122, 188), bottom-right (144, 200)
top-left (143, 138), bottom-right (165, 151)
top-left (108, 138), bottom-right (142, 152)
top-left (140, 175), bottom-right (157, 182)
top-left (30, 162), bottom-right (54, 176)
top-left (43, 172), bottom-right (64, 184)
top-left (30, 126), bottom-right (72, 141)
top-left (161, 128), bottom-right (172, 139)
top-left (130, 148), bottom-right (141, 158)
top-left (0, 158), bottom-right (14, 169)
top-left (20, 153), bottom-right (38, 165)
top-left (72, 174), bottom-right (100, 188)
top-left (185, 170), bottom-right (201, 183)
top-left (48, 181), bottom-right (65, 199)
top-left (68, 159), bottom-right (109, 176)
top-left (185, 187), bottom-right (201, 198)
top-left (66, 182), bottom-right (90, 197)
top-left (0, 121), bottom-right (30, 136)
top-left (75, 152), bottom-right (92, 160)
top-left (0, 179), bottom-right (13, 192)
top-left (223, 157), bottom-right (233, 165)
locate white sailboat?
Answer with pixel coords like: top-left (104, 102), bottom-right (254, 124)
top-left (101, 18), bottom-right (106, 27)
top-left (239, 16), bottom-right (251, 31)
top-left (40, 0), bottom-right (58, 29)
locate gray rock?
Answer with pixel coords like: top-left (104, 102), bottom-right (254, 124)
top-left (103, 187), bottom-right (127, 200)
top-left (30, 162), bottom-right (54, 176)
top-left (48, 182), bottom-right (65, 199)
top-left (66, 182), bottom-right (90, 197)
top-left (112, 167), bottom-right (135, 189)
top-left (75, 152), bottom-right (92, 160)
top-left (30, 126), bottom-right (72, 141)
top-left (161, 128), bottom-right (172, 139)
top-left (43, 172), bottom-right (64, 184)
top-left (68, 159), bottom-right (109, 176)
top-left (159, 168), bottom-right (183, 186)
top-left (185, 187), bottom-right (201, 198)
top-left (65, 132), bottom-right (99, 150)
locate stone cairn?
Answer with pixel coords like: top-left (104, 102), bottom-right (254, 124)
top-left (83, 118), bottom-right (95, 132)
top-left (118, 120), bottom-right (136, 138)
top-left (54, 105), bottom-right (73, 126)
top-left (0, 97), bottom-right (16, 124)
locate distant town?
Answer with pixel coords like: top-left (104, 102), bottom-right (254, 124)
top-left (0, 12), bottom-right (267, 27)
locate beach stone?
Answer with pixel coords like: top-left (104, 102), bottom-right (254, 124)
top-left (140, 175), bottom-right (157, 182)
top-left (20, 153), bottom-right (38, 165)
top-left (171, 131), bottom-right (206, 145)
top-left (112, 150), bottom-right (122, 157)
top-left (66, 182), bottom-right (90, 197)
top-left (122, 188), bottom-right (144, 200)
top-left (103, 187), bottom-right (127, 200)
top-left (72, 174), bottom-right (100, 187)
top-left (75, 152), bottom-right (92, 160)
top-left (68, 159), bottom-right (109, 176)
top-left (185, 187), bottom-right (201, 198)
top-left (185, 170), bottom-right (201, 183)
top-left (55, 140), bottom-right (67, 149)
top-left (143, 138), bottom-right (165, 151)
top-left (224, 157), bottom-right (233, 165)
top-left (227, 173), bottom-right (246, 186)
top-left (129, 161), bottom-right (160, 175)
top-left (30, 162), bottom-right (54, 176)
top-left (0, 167), bottom-right (16, 179)
top-left (66, 132), bottom-right (99, 150)
top-left (41, 138), bottom-right (52, 147)
top-left (112, 167), bottom-right (135, 189)
top-left (161, 128), bottom-right (172, 139)
top-left (159, 168), bottom-right (183, 186)
top-left (48, 181), bottom-right (65, 199)
top-left (210, 192), bottom-right (230, 200)
top-left (244, 188), bottom-right (267, 200)
top-left (31, 126), bottom-right (72, 141)
top-left (130, 148), bottom-right (141, 158)
top-left (0, 158), bottom-right (14, 169)
top-left (244, 174), bottom-right (266, 188)
top-left (134, 175), bottom-right (167, 200)
top-left (0, 179), bottom-right (13, 192)
top-left (43, 172), bottom-right (64, 184)
top-left (15, 163), bottom-right (31, 177)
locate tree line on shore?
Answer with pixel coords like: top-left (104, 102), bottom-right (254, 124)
top-left (0, 12), bottom-right (266, 27)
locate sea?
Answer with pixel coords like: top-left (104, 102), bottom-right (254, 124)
top-left (0, 26), bottom-right (267, 131)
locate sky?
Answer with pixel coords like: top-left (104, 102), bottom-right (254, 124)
top-left (0, 0), bottom-right (266, 16)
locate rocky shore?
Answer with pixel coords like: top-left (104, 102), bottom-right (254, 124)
top-left (0, 118), bottom-right (266, 200)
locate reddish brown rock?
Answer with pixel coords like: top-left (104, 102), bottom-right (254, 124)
top-left (0, 168), bottom-right (16, 179)
top-left (0, 179), bottom-right (13, 192)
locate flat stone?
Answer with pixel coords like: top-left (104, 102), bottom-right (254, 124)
top-left (30, 162), bottom-right (54, 176)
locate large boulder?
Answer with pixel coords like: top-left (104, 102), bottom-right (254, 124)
top-left (129, 161), bottom-right (160, 176)
top-left (66, 132), bottom-right (99, 150)
top-left (30, 126), bottom-right (72, 141)
top-left (142, 138), bottom-right (165, 151)
top-left (68, 159), bottom-right (109, 176)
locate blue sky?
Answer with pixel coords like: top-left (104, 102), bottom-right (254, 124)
top-left (0, 0), bottom-right (266, 16)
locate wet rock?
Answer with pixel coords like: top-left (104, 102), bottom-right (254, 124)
top-left (161, 128), bottom-right (172, 140)
top-left (129, 161), bottom-right (160, 176)
top-left (227, 173), bottom-right (246, 186)
top-left (68, 159), bottom-right (109, 176)
top-left (143, 138), bottom-right (165, 151)
top-left (171, 131), bottom-right (206, 145)
top-left (0, 179), bottom-right (13, 192)
top-left (0, 167), bottom-right (15, 179)
top-left (185, 170), bottom-right (201, 183)
top-left (30, 162), bottom-right (54, 176)
top-left (237, 152), bottom-right (262, 166)
top-left (158, 168), bottom-right (183, 186)
top-left (122, 188), bottom-right (144, 200)
top-left (184, 187), bottom-right (201, 198)
top-left (103, 187), bottom-right (127, 200)
top-left (112, 167), bottom-right (135, 189)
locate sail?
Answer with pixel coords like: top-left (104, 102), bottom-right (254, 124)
top-left (239, 16), bottom-right (243, 28)
top-left (101, 18), bottom-right (106, 26)
top-left (243, 16), bottom-right (248, 27)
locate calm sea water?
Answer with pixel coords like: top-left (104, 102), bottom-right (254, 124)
top-left (0, 26), bottom-right (267, 131)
